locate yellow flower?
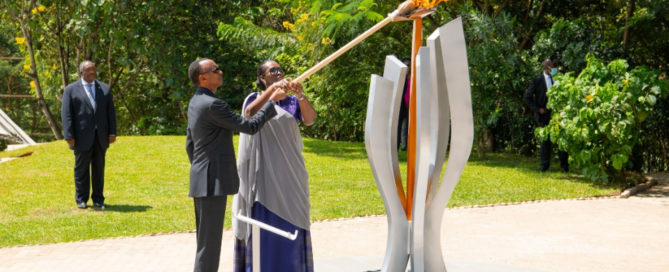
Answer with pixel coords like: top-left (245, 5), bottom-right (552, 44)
top-left (30, 81), bottom-right (35, 89)
top-left (23, 64), bottom-right (30, 71)
top-left (296, 35), bottom-right (304, 41)
top-left (321, 37), bottom-right (332, 45)
top-left (31, 5), bottom-right (46, 14)
top-left (44, 70), bottom-right (50, 77)
top-left (15, 37), bottom-right (25, 45)
top-left (282, 21), bottom-right (294, 31)
top-left (52, 64), bottom-right (58, 70)
top-left (586, 94), bottom-right (594, 102)
top-left (622, 79), bottom-right (629, 87)
top-left (296, 13), bottom-right (309, 24)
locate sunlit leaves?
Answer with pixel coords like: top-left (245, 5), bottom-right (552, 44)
top-left (539, 54), bottom-right (668, 182)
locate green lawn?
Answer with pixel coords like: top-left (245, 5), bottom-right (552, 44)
top-left (0, 136), bottom-right (618, 247)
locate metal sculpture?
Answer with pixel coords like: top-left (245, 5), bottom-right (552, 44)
top-left (364, 18), bottom-right (473, 272)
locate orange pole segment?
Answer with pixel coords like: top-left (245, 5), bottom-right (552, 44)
top-left (395, 179), bottom-right (408, 215)
top-left (405, 18), bottom-right (422, 221)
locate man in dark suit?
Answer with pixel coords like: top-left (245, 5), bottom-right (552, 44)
top-left (524, 58), bottom-right (568, 172)
top-left (186, 58), bottom-right (286, 272)
top-left (61, 60), bottom-right (117, 209)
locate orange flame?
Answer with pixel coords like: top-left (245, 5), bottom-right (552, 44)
top-left (412, 0), bottom-right (446, 9)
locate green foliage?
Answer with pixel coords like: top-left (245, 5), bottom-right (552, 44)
top-left (443, 6), bottom-right (536, 154)
top-left (218, 0), bottom-right (400, 141)
top-left (532, 18), bottom-right (607, 73)
top-left (538, 54), bottom-right (669, 182)
top-left (293, 0), bottom-right (401, 141)
top-left (1, 0), bottom-right (257, 136)
top-left (1, 0), bottom-right (667, 173)
top-left (631, 95), bottom-right (669, 173)
top-left (621, 0), bottom-right (669, 71)
top-left (0, 136), bottom-right (619, 246)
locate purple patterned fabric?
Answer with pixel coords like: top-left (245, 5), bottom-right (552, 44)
top-left (245, 92), bottom-right (302, 122)
top-left (233, 202), bottom-right (314, 272)
top-left (404, 77), bottom-right (411, 106)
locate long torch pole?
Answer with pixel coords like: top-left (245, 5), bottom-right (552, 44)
top-left (406, 17), bottom-right (422, 220)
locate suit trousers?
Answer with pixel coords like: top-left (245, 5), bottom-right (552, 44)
top-left (194, 195), bottom-right (228, 272)
top-left (73, 130), bottom-right (106, 204)
top-left (540, 134), bottom-right (568, 172)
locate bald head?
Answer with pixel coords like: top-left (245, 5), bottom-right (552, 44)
top-left (79, 60), bottom-right (97, 83)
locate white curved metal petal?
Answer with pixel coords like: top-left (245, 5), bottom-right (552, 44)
top-left (424, 17), bottom-right (474, 272)
top-left (410, 46), bottom-right (435, 272)
top-left (364, 55), bottom-right (409, 272)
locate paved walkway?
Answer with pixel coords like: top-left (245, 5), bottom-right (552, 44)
top-left (1, 173), bottom-right (668, 272)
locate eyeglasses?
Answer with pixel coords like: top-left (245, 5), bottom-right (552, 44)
top-left (267, 67), bottom-right (284, 75)
top-left (204, 66), bottom-right (221, 74)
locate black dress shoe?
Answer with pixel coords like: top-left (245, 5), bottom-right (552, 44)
top-left (93, 202), bottom-right (105, 210)
top-left (77, 202), bottom-right (87, 209)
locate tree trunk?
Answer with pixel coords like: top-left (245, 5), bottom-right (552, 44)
top-left (56, 2), bottom-right (69, 96)
top-left (622, 0), bottom-right (636, 51)
top-left (518, 0), bottom-right (546, 50)
top-left (20, 18), bottom-right (63, 140)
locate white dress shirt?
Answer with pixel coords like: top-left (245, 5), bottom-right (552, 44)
top-left (543, 72), bottom-right (553, 90)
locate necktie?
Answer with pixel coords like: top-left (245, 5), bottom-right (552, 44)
top-left (88, 83), bottom-right (95, 100)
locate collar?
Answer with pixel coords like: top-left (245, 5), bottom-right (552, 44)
top-left (196, 86), bottom-right (216, 97)
top-left (81, 78), bottom-right (95, 86)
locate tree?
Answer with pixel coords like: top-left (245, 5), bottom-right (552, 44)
top-left (1, 0), bottom-right (63, 139)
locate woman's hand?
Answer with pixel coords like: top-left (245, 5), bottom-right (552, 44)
top-left (268, 79), bottom-right (290, 101)
top-left (285, 78), bottom-right (305, 100)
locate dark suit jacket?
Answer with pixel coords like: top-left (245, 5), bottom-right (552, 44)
top-left (61, 79), bottom-right (117, 151)
top-left (524, 73), bottom-right (552, 126)
top-left (186, 87), bottom-right (277, 198)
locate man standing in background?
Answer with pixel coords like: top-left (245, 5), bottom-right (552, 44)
top-left (61, 60), bottom-right (117, 209)
top-left (524, 58), bottom-right (568, 173)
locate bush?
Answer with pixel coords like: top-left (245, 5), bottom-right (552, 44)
top-left (538, 54), bottom-right (668, 182)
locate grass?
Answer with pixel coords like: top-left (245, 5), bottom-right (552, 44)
top-left (0, 136), bottom-right (619, 247)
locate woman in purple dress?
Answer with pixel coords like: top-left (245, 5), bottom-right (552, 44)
top-left (233, 60), bottom-right (317, 272)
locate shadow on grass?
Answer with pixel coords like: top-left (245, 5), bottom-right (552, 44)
top-left (468, 152), bottom-right (539, 170)
top-left (101, 204), bottom-right (152, 212)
